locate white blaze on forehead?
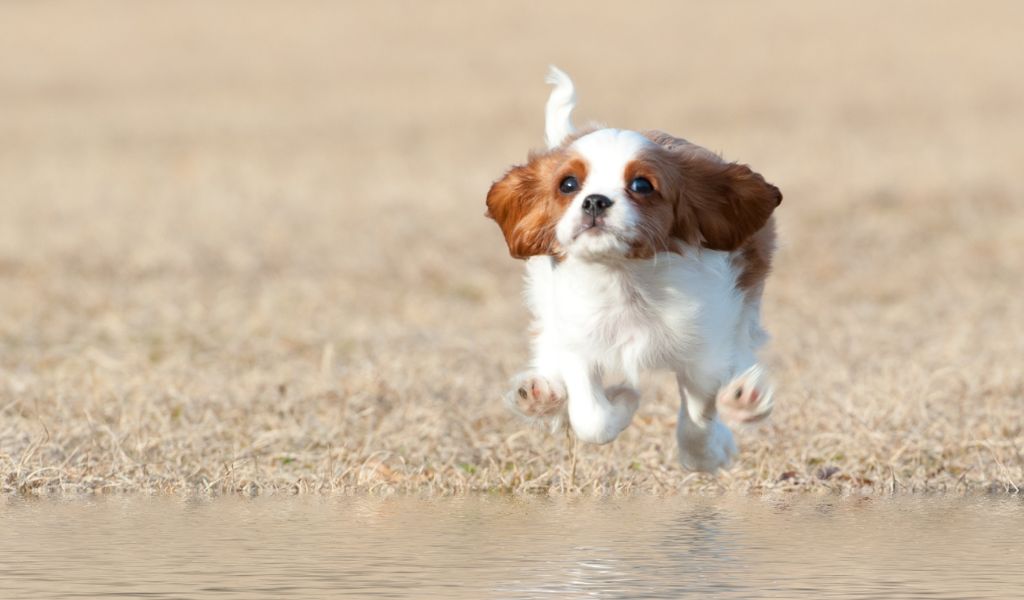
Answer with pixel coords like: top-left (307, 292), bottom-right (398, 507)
top-left (570, 129), bottom-right (654, 191)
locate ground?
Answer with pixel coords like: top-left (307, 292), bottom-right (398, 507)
top-left (1, 1), bottom-right (1022, 495)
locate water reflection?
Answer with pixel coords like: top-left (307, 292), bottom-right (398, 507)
top-left (0, 495), bottom-right (1021, 599)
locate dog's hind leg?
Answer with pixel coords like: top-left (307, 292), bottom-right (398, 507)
top-left (716, 365), bottom-right (775, 426)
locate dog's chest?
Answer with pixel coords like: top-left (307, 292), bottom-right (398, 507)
top-left (546, 261), bottom-right (701, 365)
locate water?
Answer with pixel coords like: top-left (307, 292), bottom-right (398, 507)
top-left (1, 495), bottom-right (1021, 599)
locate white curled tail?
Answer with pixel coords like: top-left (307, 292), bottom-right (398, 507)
top-left (545, 65), bottom-right (577, 149)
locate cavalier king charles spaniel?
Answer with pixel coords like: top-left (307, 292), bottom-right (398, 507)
top-left (485, 67), bottom-right (782, 472)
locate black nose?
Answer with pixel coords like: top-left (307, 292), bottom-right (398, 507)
top-left (581, 194), bottom-right (613, 217)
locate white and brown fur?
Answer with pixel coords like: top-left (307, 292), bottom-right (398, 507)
top-left (485, 67), bottom-right (781, 472)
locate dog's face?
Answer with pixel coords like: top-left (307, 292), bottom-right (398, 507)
top-left (551, 129), bottom-right (668, 260)
top-left (486, 128), bottom-right (782, 260)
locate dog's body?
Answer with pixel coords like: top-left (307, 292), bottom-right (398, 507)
top-left (486, 68), bottom-right (781, 472)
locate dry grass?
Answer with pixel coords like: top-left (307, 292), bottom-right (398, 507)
top-left (1, 1), bottom-right (1022, 496)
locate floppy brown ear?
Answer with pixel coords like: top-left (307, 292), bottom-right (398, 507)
top-left (659, 154), bottom-right (778, 251)
top-left (673, 155), bottom-right (782, 252)
top-left (485, 157), bottom-right (559, 259)
top-left (643, 131), bottom-right (782, 251)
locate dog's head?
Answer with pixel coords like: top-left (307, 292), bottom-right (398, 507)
top-left (486, 68), bottom-right (781, 261)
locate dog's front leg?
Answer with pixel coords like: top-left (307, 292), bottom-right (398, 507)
top-left (675, 373), bottom-right (738, 473)
top-left (507, 336), bottom-right (637, 443)
top-left (561, 354), bottom-right (638, 444)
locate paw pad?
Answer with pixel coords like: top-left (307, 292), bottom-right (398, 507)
top-left (507, 374), bottom-right (567, 418)
top-left (717, 366), bottom-right (774, 426)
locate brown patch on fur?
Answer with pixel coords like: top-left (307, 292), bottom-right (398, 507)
top-left (676, 159), bottom-right (781, 252)
top-left (641, 130), bottom-right (782, 292)
top-left (643, 130), bottom-right (698, 154)
top-left (485, 150), bottom-right (584, 258)
top-left (622, 158), bottom-right (675, 258)
top-left (732, 217), bottom-right (777, 297)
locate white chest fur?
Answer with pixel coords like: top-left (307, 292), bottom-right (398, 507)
top-left (524, 249), bottom-right (749, 384)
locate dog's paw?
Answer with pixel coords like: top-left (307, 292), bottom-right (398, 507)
top-left (605, 384), bottom-right (640, 418)
top-left (717, 365), bottom-right (774, 427)
top-left (567, 385), bottom-right (641, 445)
top-left (677, 418), bottom-right (737, 473)
top-left (506, 373), bottom-right (567, 418)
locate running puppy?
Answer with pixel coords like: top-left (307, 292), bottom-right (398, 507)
top-left (485, 67), bottom-right (782, 472)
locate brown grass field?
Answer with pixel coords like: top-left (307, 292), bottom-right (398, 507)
top-left (1, 1), bottom-right (1022, 496)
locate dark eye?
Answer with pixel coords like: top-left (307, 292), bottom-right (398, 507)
top-left (629, 177), bottom-right (654, 195)
top-left (559, 175), bottom-right (580, 194)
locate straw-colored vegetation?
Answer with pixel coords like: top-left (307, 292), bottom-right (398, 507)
top-left (2, 1), bottom-right (1022, 496)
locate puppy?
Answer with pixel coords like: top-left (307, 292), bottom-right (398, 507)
top-left (485, 67), bottom-right (781, 472)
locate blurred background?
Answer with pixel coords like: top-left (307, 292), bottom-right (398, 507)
top-left (1, 1), bottom-right (1021, 494)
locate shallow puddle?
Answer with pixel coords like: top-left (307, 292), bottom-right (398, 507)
top-left (1, 495), bottom-right (1021, 599)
